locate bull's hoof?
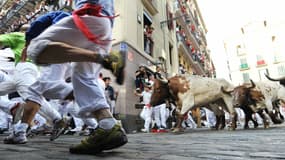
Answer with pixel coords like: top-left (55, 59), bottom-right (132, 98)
top-left (272, 118), bottom-right (284, 124)
top-left (227, 123), bottom-right (236, 130)
top-left (264, 124), bottom-right (270, 129)
top-left (264, 122), bottom-right (270, 129)
top-left (228, 126), bottom-right (236, 131)
top-left (243, 125), bottom-right (249, 130)
top-left (172, 128), bottom-right (184, 133)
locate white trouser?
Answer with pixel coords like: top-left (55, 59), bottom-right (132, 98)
top-left (110, 100), bottom-right (116, 114)
top-left (27, 63), bottom-right (73, 106)
top-left (31, 113), bottom-right (47, 130)
top-left (27, 15), bottom-right (112, 118)
top-left (140, 106), bottom-right (152, 131)
top-left (0, 62), bottom-right (38, 99)
top-left (184, 111), bottom-right (197, 128)
top-left (0, 62), bottom-right (60, 122)
top-left (204, 107), bottom-right (216, 127)
top-left (66, 101), bottom-right (98, 129)
top-left (0, 109), bottom-right (10, 129)
top-left (235, 108), bottom-right (245, 123)
top-left (0, 96), bottom-right (19, 114)
top-left (38, 99), bottom-right (62, 124)
top-left (153, 103), bottom-right (168, 128)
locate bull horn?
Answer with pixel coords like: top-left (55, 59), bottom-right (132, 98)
top-left (264, 73), bottom-right (285, 81)
top-left (221, 86), bottom-right (233, 95)
top-left (157, 75), bottom-right (168, 84)
top-left (248, 79), bottom-right (256, 89)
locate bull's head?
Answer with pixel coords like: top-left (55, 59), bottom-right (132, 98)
top-left (223, 80), bottom-right (256, 108)
top-left (150, 78), bottom-right (171, 106)
top-left (265, 74), bottom-right (285, 87)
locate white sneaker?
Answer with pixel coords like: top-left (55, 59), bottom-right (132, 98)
top-left (3, 131), bottom-right (27, 144)
top-left (141, 128), bottom-right (149, 133)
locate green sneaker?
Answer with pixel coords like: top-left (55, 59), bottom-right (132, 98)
top-left (69, 124), bottom-right (128, 154)
top-left (102, 50), bottom-right (126, 85)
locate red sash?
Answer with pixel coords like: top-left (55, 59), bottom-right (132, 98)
top-left (72, 3), bottom-right (117, 44)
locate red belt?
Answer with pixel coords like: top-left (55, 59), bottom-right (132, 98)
top-left (146, 104), bottom-right (151, 108)
top-left (72, 3), bottom-right (117, 44)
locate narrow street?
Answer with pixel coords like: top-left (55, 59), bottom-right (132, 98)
top-left (0, 124), bottom-right (285, 160)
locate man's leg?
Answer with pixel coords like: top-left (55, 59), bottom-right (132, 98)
top-left (35, 42), bottom-right (126, 85)
top-left (69, 108), bottom-right (127, 154)
top-left (37, 42), bottom-right (105, 64)
top-left (27, 15), bottom-right (126, 84)
top-left (69, 62), bottom-right (127, 154)
top-left (4, 100), bottom-right (40, 144)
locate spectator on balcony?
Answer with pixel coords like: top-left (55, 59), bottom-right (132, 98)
top-left (179, 64), bottom-right (186, 74)
top-left (181, 5), bottom-right (186, 14)
top-left (176, 25), bottom-right (182, 41)
top-left (143, 25), bottom-right (148, 52)
top-left (186, 38), bottom-right (191, 49)
top-left (191, 49), bottom-right (198, 62)
top-left (191, 24), bottom-right (195, 33)
top-left (144, 25), bottom-right (154, 55)
top-left (181, 28), bottom-right (186, 41)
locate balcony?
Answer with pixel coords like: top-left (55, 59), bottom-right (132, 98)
top-left (175, 10), bottom-right (199, 50)
top-left (177, 38), bottom-right (206, 75)
top-left (141, 0), bottom-right (158, 15)
top-left (240, 63), bottom-right (250, 71)
top-left (256, 60), bottom-right (267, 67)
top-left (273, 54), bottom-right (285, 64)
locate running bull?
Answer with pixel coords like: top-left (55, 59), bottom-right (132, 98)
top-left (150, 75), bottom-right (237, 132)
top-left (222, 79), bottom-right (285, 128)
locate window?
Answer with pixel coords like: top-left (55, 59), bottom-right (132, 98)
top-left (236, 45), bottom-right (245, 56)
top-left (256, 55), bottom-right (266, 66)
top-left (169, 43), bottom-right (173, 65)
top-left (277, 65), bottom-right (285, 76)
top-left (240, 58), bottom-right (249, 70)
top-left (166, 3), bottom-right (174, 30)
top-left (143, 12), bottom-right (154, 56)
top-left (273, 53), bottom-right (284, 63)
top-left (242, 72), bottom-right (250, 83)
top-left (258, 68), bottom-right (269, 81)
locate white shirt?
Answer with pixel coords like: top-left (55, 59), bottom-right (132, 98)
top-left (142, 91), bottom-right (152, 105)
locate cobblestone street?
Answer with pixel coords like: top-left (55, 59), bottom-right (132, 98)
top-left (0, 124), bottom-right (285, 160)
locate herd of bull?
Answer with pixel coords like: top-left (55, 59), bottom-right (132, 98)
top-left (149, 74), bottom-right (285, 132)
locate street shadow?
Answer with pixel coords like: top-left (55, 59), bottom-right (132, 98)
top-left (94, 150), bottom-right (123, 157)
top-left (166, 125), bottom-right (283, 135)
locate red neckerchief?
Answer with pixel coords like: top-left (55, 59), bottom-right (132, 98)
top-left (72, 3), bottom-right (117, 45)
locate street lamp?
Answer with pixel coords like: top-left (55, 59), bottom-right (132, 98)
top-left (160, 14), bottom-right (189, 28)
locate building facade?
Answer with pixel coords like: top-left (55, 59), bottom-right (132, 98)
top-left (0, 0), bottom-right (214, 133)
top-left (224, 20), bottom-right (285, 85)
top-left (174, 0), bottom-right (214, 77)
top-left (111, 0), bottom-right (214, 132)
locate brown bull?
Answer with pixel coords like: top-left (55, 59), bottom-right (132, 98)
top-left (223, 79), bottom-right (284, 129)
top-left (150, 75), bottom-right (237, 132)
top-left (222, 80), bottom-right (269, 129)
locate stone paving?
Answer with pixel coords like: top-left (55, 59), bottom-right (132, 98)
top-left (0, 124), bottom-right (285, 160)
